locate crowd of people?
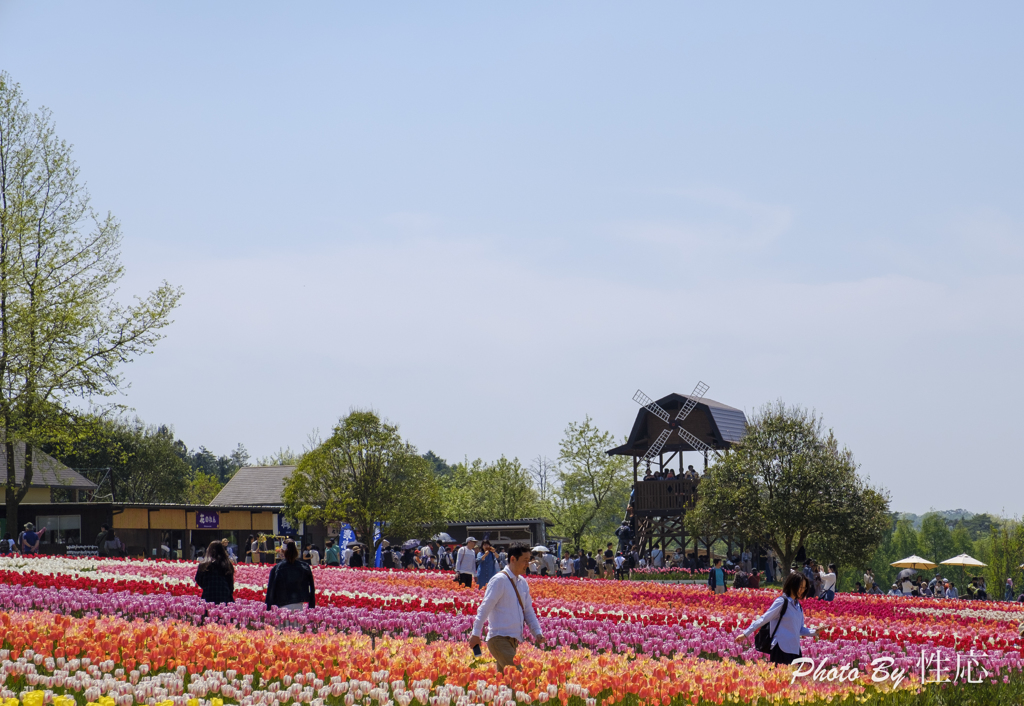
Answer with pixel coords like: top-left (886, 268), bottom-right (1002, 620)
top-left (641, 464), bottom-right (701, 482)
top-left (869, 570), bottom-right (1022, 601)
top-left (0, 522), bottom-right (45, 555)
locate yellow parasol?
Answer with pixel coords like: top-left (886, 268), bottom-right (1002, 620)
top-left (890, 555), bottom-right (938, 570)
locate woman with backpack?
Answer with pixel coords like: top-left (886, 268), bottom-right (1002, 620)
top-left (735, 572), bottom-right (819, 664)
top-left (819, 563), bottom-right (838, 601)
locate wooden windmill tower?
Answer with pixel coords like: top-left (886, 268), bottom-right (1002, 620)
top-left (606, 381), bottom-right (748, 560)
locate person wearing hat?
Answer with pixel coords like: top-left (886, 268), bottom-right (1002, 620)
top-left (19, 523), bottom-right (40, 555)
top-left (455, 537), bottom-right (478, 588)
top-left (380, 540), bottom-right (396, 569)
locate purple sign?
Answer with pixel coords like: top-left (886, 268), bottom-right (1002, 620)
top-left (196, 511), bottom-right (219, 529)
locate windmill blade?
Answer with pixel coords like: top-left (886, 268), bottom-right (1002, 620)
top-left (675, 380), bottom-right (710, 421)
top-left (676, 427), bottom-right (713, 454)
top-left (642, 429), bottom-right (672, 462)
top-left (633, 390), bottom-right (671, 423)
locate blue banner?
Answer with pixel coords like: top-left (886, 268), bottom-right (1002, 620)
top-left (340, 523), bottom-right (356, 547)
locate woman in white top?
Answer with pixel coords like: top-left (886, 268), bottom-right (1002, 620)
top-left (819, 563), bottom-right (837, 601)
top-left (736, 572), bottom-right (818, 664)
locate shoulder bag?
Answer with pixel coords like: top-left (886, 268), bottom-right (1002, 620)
top-left (505, 570), bottom-right (526, 624)
top-left (754, 597), bottom-right (789, 653)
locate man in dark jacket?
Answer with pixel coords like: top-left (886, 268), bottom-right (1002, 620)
top-left (266, 541), bottom-right (316, 610)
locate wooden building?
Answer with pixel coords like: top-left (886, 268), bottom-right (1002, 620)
top-left (607, 392), bottom-right (747, 559)
top-left (0, 444), bottom-right (97, 539)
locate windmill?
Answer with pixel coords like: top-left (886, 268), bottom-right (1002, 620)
top-left (632, 380), bottom-right (713, 462)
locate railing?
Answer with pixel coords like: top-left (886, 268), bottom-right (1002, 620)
top-left (633, 478), bottom-right (699, 515)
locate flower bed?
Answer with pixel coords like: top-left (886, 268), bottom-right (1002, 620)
top-left (629, 567), bottom-right (736, 582)
top-left (0, 557), bottom-right (1021, 705)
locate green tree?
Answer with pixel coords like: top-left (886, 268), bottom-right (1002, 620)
top-left (959, 513), bottom-right (997, 542)
top-left (49, 417), bottom-right (192, 503)
top-left (184, 472), bottom-right (223, 505)
top-left (951, 522), bottom-right (975, 556)
top-left (177, 442), bottom-right (249, 483)
top-left (550, 416), bottom-right (631, 551)
top-left (918, 512), bottom-right (953, 563)
top-left (436, 457), bottom-right (479, 520)
top-left (891, 517), bottom-right (920, 562)
top-left (977, 521), bottom-right (1024, 599)
top-left (423, 450), bottom-right (454, 478)
top-left (256, 446), bottom-right (303, 466)
top-left (0, 73), bottom-right (181, 524)
top-left (687, 401), bottom-right (891, 573)
top-left (438, 456), bottom-right (541, 521)
top-left (471, 456), bottom-right (539, 520)
top-left (282, 410), bottom-right (446, 551)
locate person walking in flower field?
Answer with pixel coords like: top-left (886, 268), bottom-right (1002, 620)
top-left (195, 541), bottom-right (235, 605)
top-left (266, 541), bottom-right (315, 612)
top-left (735, 572), bottom-right (819, 665)
top-left (469, 544), bottom-right (544, 672)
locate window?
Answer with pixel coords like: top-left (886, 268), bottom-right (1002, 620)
top-left (35, 515), bottom-right (82, 545)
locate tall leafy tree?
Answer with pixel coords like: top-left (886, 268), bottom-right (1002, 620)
top-left (282, 410), bottom-right (446, 550)
top-left (439, 456), bottom-right (541, 521)
top-left (891, 517), bottom-right (920, 562)
top-left (687, 401), bottom-right (891, 572)
top-left (550, 416), bottom-right (631, 550)
top-left (49, 417), bottom-right (192, 503)
top-left (0, 73), bottom-right (181, 523)
top-left (184, 472), bottom-right (223, 505)
top-left (951, 522), bottom-right (975, 556)
top-left (918, 512), bottom-right (954, 562)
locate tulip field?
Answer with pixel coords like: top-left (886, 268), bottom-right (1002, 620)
top-left (1, 558), bottom-right (1024, 706)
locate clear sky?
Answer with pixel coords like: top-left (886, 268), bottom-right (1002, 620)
top-left (2, 2), bottom-right (1022, 514)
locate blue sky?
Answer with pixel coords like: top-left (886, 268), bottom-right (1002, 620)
top-left (2, 2), bottom-right (1022, 513)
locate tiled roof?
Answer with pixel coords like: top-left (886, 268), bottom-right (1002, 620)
top-left (210, 465), bottom-right (295, 506)
top-left (0, 442), bottom-right (96, 489)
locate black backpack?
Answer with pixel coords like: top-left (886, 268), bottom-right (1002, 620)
top-left (754, 598), bottom-right (789, 653)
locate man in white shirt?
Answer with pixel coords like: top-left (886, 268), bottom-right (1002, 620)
top-left (455, 537), bottom-right (478, 588)
top-left (469, 544), bottom-right (544, 672)
top-left (541, 551), bottom-right (557, 576)
top-left (342, 545), bottom-right (353, 567)
top-left (740, 550), bottom-right (752, 573)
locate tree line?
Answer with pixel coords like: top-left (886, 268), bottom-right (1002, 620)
top-left (45, 415), bottom-right (250, 505)
top-left (281, 410), bottom-right (632, 554)
top-left (850, 511), bottom-right (1024, 594)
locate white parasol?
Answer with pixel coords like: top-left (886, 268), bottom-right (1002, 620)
top-left (940, 553), bottom-right (987, 567)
